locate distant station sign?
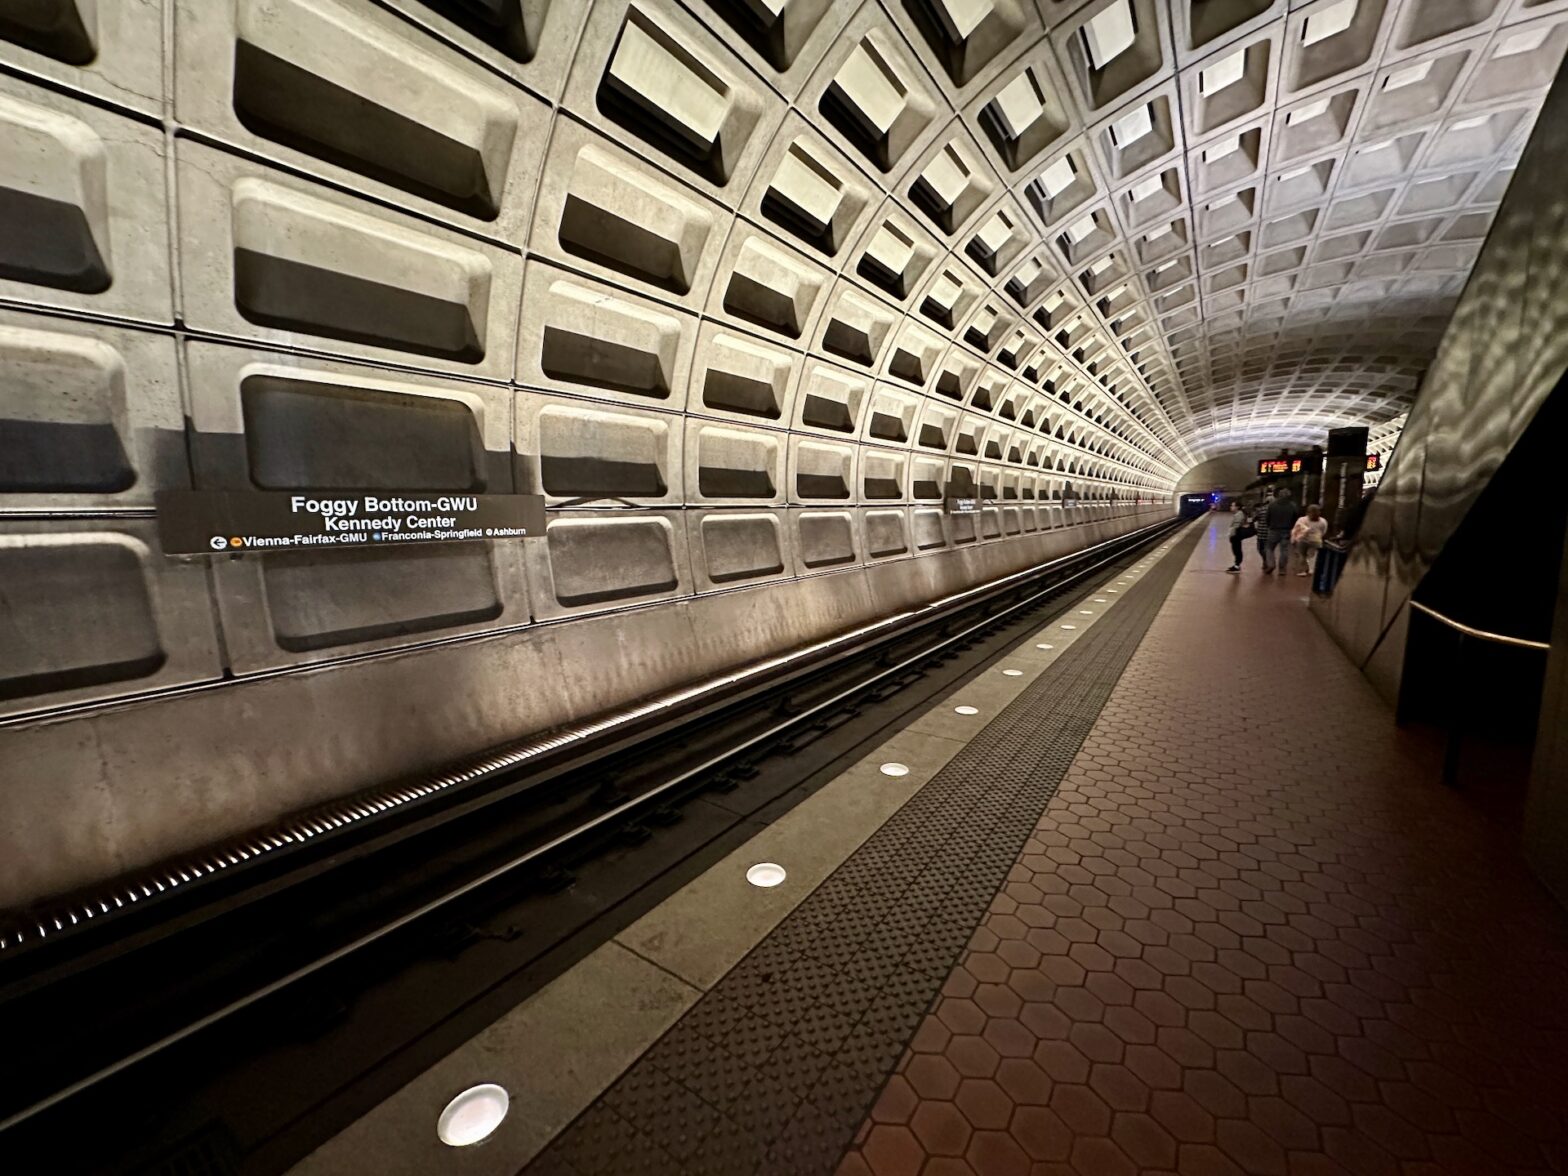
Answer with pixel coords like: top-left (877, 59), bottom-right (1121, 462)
top-left (1365, 452), bottom-right (1381, 471)
top-left (945, 496), bottom-right (981, 514)
top-left (156, 490), bottom-right (547, 556)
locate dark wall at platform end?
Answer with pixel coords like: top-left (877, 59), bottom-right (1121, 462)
top-left (1174, 450), bottom-right (1280, 497)
top-left (1526, 532), bottom-right (1568, 908)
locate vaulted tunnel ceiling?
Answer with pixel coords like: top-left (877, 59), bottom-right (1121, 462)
top-left (558, 0), bottom-right (1563, 471)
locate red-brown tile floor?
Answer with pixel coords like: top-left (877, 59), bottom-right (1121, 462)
top-left (838, 516), bottom-right (1568, 1176)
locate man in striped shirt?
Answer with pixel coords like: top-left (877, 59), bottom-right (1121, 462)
top-left (1251, 492), bottom-right (1272, 567)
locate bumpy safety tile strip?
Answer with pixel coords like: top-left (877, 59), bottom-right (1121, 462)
top-left (524, 525), bottom-right (1205, 1176)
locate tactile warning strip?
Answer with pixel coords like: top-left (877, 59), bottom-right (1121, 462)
top-left (525, 524), bottom-right (1204, 1176)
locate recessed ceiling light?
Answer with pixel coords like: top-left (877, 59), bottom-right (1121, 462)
top-left (1038, 156), bottom-right (1077, 199)
top-left (1067, 216), bottom-right (1098, 243)
top-left (438, 1085), bottom-right (510, 1147)
top-left (954, 705), bottom-right (980, 715)
top-left (880, 762), bottom-right (910, 777)
top-left (1495, 28), bottom-right (1550, 58)
top-left (1130, 174), bottom-right (1165, 203)
top-left (1303, 0), bottom-right (1357, 47)
top-left (1109, 105), bottom-right (1153, 148)
top-left (1286, 97), bottom-right (1331, 126)
top-left (1199, 49), bottom-right (1245, 96)
top-left (747, 863), bottom-right (787, 887)
top-left (1204, 136), bottom-right (1240, 164)
top-left (1383, 60), bottom-right (1432, 92)
top-left (1083, 1), bottom-right (1136, 71)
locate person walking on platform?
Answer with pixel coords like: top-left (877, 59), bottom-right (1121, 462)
top-left (1227, 501), bottom-right (1254, 573)
top-left (1262, 485), bottom-right (1298, 576)
top-left (1251, 492), bottom-right (1272, 566)
top-left (1290, 504), bottom-right (1328, 577)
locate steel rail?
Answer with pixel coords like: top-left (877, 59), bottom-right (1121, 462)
top-left (0, 516), bottom-right (1189, 1135)
top-left (0, 513), bottom-right (1182, 963)
top-left (1409, 599), bottom-right (1550, 651)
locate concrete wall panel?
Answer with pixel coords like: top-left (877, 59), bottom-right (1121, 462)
top-left (705, 218), bottom-right (834, 344)
top-left (0, 0), bottom-right (165, 115)
top-left (184, 343), bottom-right (514, 494)
top-left (176, 142), bottom-right (521, 379)
top-left (0, 73), bottom-right (172, 323)
top-left (561, 0), bottom-right (787, 201)
top-left (532, 116), bottom-right (726, 307)
top-left (517, 392), bottom-right (682, 508)
top-left (375, 0), bottom-right (588, 100)
top-left (211, 537), bottom-right (528, 672)
top-left (859, 380), bottom-right (920, 447)
top-left (173, 0), bottom-right (550, 244)
top-left (791, 508), bottom-right (862, 576)
top-left (692, 320), bottom-right (801, 429)
top-left (525, 509), bottom-right (692, 620)
top-left (0, 519), bottom-right (221, 717)
top-left (0, 310), bottom-right (183, 511)
top-left (684, 418), bottom-right (787, 506)
top-left (516, 260), bottom-right (697, 410)
top-left (739, 112), bottom-right (880, 264)
top-left (688, 509), bottom-right (791, 592)
top-left (787, 434), bottom-right (858, 505)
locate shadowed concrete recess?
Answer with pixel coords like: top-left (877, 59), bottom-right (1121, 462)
top-left (0, 0), bottom-right (1558, 910)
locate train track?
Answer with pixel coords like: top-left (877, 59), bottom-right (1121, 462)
top-left (0, 515), bottom-right (1188, 1173)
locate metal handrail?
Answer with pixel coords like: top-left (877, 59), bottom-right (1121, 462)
top-left (1409, 600), bottom-right (1551, 651)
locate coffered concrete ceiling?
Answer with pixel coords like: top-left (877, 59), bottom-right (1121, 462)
top-left (643, 0), bottom-right (1563, 463)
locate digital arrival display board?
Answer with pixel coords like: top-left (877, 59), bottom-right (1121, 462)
top-left (156, 491), bottom-right (547, 556)
top-left (1258, 453), bottom-right (1378, 476)
top-left (1258, 457), bottom-right (1303, 476)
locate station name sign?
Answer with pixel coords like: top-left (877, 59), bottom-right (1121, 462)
top-left (944, 496), bottom-right (981, 514)
top-left (156, 490), bottom-right (547, 556)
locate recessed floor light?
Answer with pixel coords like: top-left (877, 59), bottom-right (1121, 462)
top-left (1061, 624), bottom-right (1077, 630)
top-left (1079, 609), bottom-right (1094, 615)
top-left (954, 705), bottom-right (980, 715)
top-left (880, 762), bottom-right (910, 777)
top-left (1093, 597), bottom-right (1107, 602)
top-left (1035, 642), bottom-right (1055, 650)
top-left (1002, 669), bottom-right (1023, 677)
top-left (747, 862), bottom-right (787, 887)
top-left (438, 1084), bottom-right (509, 1147)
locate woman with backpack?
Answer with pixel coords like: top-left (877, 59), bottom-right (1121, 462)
top-left (1227, 500), bottom-right (1255, 573)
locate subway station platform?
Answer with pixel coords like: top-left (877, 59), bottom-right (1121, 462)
top-left (294, 514), bottom-right (1568, 1176)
